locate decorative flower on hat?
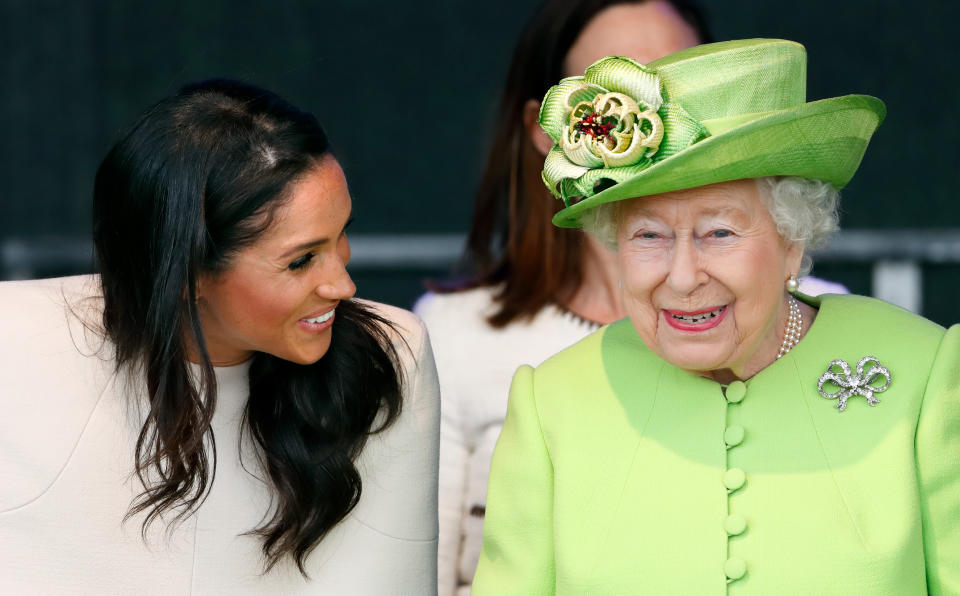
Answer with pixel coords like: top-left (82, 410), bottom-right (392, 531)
top-left (563, 92), bottom-right (664, 168)
top-left (539, 56), bottom-right (710, 206)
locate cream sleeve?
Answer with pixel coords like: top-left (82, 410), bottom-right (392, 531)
top-left (471, 365), bottom-right (555, 595)
top-left (414, 293), bottom-right (470, 596)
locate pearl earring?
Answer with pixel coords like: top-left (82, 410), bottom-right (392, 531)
top-left (785, 274), bottom-right (799, 293)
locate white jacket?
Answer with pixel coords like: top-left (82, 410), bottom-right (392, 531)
top-left (0, 276), bottom-right (440, 595)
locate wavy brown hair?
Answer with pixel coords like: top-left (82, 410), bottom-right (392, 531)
top-left (456, 0), bottom-right (711, 327)
top-left (92, 79), bottom-right (403, 574)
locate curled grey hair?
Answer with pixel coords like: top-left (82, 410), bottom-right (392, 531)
top-left (580, 176), bottom-right (840, 276)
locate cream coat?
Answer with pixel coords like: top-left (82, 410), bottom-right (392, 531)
top-left (0, 276), bottom-right (440, 595)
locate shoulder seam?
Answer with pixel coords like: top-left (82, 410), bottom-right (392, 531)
top-left (528, 366), bottom-right (555, 470)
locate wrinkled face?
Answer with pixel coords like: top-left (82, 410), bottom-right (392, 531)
top-left (197, 156), bottom-right (356, 366)
top-left (617, 179), bottom-right (802, 379)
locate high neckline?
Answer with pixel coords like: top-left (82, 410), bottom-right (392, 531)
top-left (552, 303), bottom-right (605, 330)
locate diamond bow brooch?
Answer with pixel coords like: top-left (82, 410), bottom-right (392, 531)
top-left (817, 356), bottom-right (891, 412)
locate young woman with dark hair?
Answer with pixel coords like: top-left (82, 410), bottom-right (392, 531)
top-left (0, 80), bottom-right (439, 593)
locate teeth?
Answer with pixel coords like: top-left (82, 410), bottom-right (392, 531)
top-left (304, 310), bottom-right (334, 324)
top-left (672, 307), bottom-right (724, 324)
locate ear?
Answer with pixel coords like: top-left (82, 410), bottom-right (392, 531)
top-left (193, 275), bottom-right (207, 303)
top-left (785, 240), bottom-right (805, 279)
top-left (523, 99), bottom-right (555, 157)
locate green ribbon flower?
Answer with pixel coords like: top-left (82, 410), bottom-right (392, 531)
top-left (539, 56), bottom-right (711, 206)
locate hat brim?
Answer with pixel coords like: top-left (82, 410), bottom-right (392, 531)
top-left (552, 94), bottom-right (885, 228)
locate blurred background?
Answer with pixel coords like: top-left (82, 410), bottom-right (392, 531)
top-left (2, 0), bottom-right (958, 324)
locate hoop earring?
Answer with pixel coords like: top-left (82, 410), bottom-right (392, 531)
top-left (785, 274), bottom-right (799, 292)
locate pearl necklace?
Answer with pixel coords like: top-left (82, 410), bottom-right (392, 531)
top-left (777, 297), bottom-right (802, 359)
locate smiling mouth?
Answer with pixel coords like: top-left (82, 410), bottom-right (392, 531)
top-left (668, 306), bottom-right (726, 324)
top-left (302, 310), bottom-right (335, 324)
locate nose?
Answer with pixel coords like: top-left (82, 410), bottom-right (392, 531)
top-left (665, 236), bottom-right (707, 296)
top-left (314, 253), bottom-right (356, 301)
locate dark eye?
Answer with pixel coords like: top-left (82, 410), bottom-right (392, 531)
top-left (288, 252), bottom-right (315, 271)
top-left (710, 229), bottom-right (733, 238)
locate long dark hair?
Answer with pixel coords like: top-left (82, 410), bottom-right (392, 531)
top-left (460, 0), bottom-right (711, 327)
top-left (92, 79), bottom-right (403, 574)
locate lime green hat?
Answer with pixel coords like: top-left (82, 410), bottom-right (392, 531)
top-left (540, 38), bottom-right (885, 228)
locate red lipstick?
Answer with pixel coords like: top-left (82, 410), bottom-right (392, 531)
top-left (663, 305), bottom-right (727, 332)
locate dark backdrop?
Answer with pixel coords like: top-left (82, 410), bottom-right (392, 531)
top-left (1, 0), bottom-right (958, 322)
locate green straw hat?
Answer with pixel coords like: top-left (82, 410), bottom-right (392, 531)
top-left (540, 38), bottom-right (885, 228)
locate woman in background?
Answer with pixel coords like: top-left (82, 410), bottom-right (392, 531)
top-left (0, 80), bottom-right (439, 594)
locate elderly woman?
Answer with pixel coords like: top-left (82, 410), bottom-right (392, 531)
top-left (471, 40), bottom-right (959, 595)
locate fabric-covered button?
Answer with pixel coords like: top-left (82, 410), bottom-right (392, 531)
top-left (724, 425), bottom-right (745, 447)
top-left (723, 468), bottom-right (746, 491)
top-left (724, 557), bottom-right (747, 580)
top-left (725, 381), bottom-right (746, 403)
top-left (725, 514), bottom-right (747, 536)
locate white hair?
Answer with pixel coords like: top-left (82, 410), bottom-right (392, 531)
top-left (580, 176), bottom-right (840, 276)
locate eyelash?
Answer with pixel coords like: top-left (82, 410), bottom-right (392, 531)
top-left (630, 228), bottom-right (664, 240)
top-left (287, 217), bottom-right (355, 271)
top-left (632, 229), bottom-right (734, 241)
top-left (288, 253), bottom-right (314, 271)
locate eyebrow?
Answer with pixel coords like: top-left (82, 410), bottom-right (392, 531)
top-left (278, 214), bottom-right (353, 259)
top-left (279, 237), bottom-right (330, 259)
top-left (698, 206), bottom-right (744, 218)
top-left (630, 205), bottom-right (745, 221)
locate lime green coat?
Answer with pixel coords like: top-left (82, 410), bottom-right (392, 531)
top-left (472, 295), bottom-right (960, 595)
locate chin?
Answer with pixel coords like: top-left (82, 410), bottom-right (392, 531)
top-left (293, 348), bottom-right (332, 366)
top-left (273, 340), bottom-right (333, 366)
top-left (283, 354), bottom-right (322, 366)
top-left (658, 344), bottom-right (731, 374)
top-left (275, 353), bottom-right (326, 367)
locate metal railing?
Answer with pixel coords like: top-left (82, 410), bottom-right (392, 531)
top-left (3, 230), bottom-right (960, 314)
top-left (0, 234), bottom-right (469, 279)
top-left (812, 230), bottom-right (960, 313)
